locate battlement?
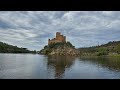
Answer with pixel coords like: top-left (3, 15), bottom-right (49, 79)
top-left (48, 32), bottom-right (66, 45)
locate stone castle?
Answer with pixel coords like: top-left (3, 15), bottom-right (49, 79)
top-left (48, 32), bottom-right (66, 45)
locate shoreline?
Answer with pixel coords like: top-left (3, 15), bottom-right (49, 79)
top-left (39, 53), bottom-right (120, 58)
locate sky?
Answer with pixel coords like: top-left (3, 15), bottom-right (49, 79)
top-left (0, 11), bottom-right (120, 51)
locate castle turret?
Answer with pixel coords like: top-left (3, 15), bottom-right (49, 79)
top-left (56, 32), bottom-right (60, 38)
top-left (48, 39), bottom-right (50, 45)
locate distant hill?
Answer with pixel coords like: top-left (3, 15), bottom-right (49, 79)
top-left (78, 41), bottom-right (120, 56)
top-left (0, 41), bottom-right (36, 53)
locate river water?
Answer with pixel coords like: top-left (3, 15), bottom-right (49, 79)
top-left (0, 54), bottom-right (120, 79)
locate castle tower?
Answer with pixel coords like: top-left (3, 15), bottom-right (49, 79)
top-left (48, 39), bottom-right (50, 45)
top-left (48, 32), bottom-right (66, 45)
top-left (56, 32), bottom-right (60, 38)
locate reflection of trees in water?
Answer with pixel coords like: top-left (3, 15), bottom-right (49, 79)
top-left (80, 57), bottom-right (120, 71)
top-left (47, 55), bottom-right (76, 79)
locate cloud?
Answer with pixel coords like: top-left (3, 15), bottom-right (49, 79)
top-left (0, 11), bottom-right (120, 50)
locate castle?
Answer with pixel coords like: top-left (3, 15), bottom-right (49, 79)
top-left (48, 32), bottom-right (66, 45)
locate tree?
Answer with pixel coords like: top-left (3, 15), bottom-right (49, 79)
top-left (0, 41), bottom-right (34, 53)
top-left (116, 44), bottom-right (120, 54)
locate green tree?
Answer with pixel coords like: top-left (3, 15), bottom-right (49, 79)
top-left (116, 44), bottom-right (120, 54)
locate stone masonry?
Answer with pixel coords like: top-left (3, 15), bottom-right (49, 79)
top-left (48, 32), bottom-right (66, 45)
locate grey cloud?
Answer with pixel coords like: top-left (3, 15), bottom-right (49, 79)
top-left (0, 20), bottom-right (13, 29)
top-left (0, 11), bottom-right (120, 50)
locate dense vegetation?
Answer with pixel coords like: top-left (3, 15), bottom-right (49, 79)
top-left (78, 41), bottom-right (120, 56)
top-left (40, 40), bottom-right (120, 56)
top-left (0, 41), bottom-right (37, 53)
top-left (39, 41), bottom-right (77, 55)
top-left (47, 41), bottom-right (75, 49)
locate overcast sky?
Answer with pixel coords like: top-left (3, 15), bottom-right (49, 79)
top-left (0, 11), bottom-right (120, 50)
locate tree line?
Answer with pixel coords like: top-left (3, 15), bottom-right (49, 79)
top-left (78, 41), bottom-right (120, 56)
top-left (0, 41), bottom-right (37, 53)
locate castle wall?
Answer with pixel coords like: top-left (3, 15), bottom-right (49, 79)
top-left (56, 32), bottom-right (60, 38)
top-left (48, 32), bottom-right (66, 45)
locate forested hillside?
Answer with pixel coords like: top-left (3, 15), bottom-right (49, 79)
top-left (0, 41), bottom-right (36, 53)
top-left (78, 41), bottom-right (120, 56)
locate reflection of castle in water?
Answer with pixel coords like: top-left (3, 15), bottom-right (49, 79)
top-left (47, 55), bottom-right (76, 79)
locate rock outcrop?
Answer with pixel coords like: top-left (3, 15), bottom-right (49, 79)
top-left (40, 42), bottom-right (80, 56)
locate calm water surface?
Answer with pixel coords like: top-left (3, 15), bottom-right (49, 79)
top-left (0, 54), bottom-right (120, 79)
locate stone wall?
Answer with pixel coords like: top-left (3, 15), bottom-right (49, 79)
top-left (48, 32), bottom-right (66, 45)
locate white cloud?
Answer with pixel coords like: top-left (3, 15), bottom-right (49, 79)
top-left (0, 11), bottom-right (120, 50)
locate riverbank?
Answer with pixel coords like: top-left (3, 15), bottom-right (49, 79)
top-left (79, 54), bottom-right (120, 58)
top-left (40, 40), bottom-right (120, 57)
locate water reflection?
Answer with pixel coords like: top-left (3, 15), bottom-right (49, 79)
top-left (46, 55), bottom-right (120, 79)
top-left (80, 56), bottom-right (120, 72)
top-left (1, 54), bottom-right (120, 79)
top-left (47, 55), bottom-right (76, 79)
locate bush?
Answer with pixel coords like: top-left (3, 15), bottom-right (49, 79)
top-left (96, 48), bottom-right (108, 56)
top-left (45, 49), bottom-right (51, 54)
top-left (48, 42), bottom-right (75, 49)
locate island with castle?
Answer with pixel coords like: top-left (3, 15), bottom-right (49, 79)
top-left (40, 32), bottom-right (80, 56)
top-left (40, 32), bottom-right (120, 56)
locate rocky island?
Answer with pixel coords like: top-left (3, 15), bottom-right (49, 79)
top-left (39, 32), bottom-right (120, 57)
top-left (40, 32), bottom-right (80, 56)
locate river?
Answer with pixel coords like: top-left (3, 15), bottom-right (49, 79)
top-left (0, 54), bottom-right (120, 79)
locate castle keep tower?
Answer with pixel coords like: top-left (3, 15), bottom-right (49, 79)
top-left (48, 32), bottom-right (66, 45)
